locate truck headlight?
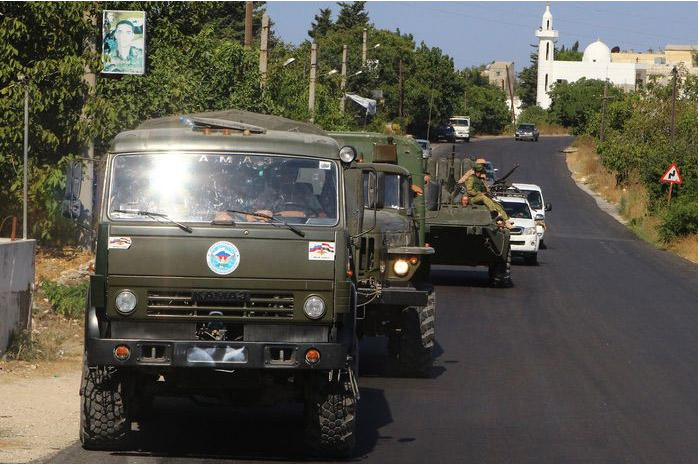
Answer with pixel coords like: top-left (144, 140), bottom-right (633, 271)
top-left (393, 259), bottom-right (410, 276)
top-left (303, 296), bottom-right (326, 319)
top-left (115, 290), bottom-right (137, 315)
top-left (523, 227), bottom-right (537, 236)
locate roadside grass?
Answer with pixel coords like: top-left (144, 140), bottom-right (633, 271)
top-left (566, 136), bottom-right (698, 265)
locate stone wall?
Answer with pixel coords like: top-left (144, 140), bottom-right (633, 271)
top-left (0, 239), bottom-right (36, 355)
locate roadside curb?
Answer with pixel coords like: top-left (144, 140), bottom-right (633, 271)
top-left (564, 151), bottom-right (628, 226)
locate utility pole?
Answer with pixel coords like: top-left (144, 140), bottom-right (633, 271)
top-left (21, 77), bottom-right (29, 240)
top-left (244, 2), bottom-right (253, 47)
top-left (79, 10), bottom-right (97, 248)
top-left (670, 66), bottom-right (677, 145)
top-left (259, 13), bottom-right (269, 88)
top-left (506, 64), bottom-right (516, 124)
top-left (340, 45), bottom-right (348, 113)
top-left (398, 59), bottom-right (404, 118)
top-left (309, 43), bottom-right (317, 123)
top-left (426, 87), bottom-right (435, 141)
top-left (600, 79), bottom-right (608, 143)
top-left (362, 28), bottom-right (367, 66)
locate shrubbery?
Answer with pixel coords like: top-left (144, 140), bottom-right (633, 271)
top-left (658, 200), bottom-right (698, 243)
top-left (41, 280), bottom-right (88, 319)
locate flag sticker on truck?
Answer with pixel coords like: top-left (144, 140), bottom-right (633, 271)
top-left (108, 237), bottom-right (132, 249)
top-left (308, 242), bottom-right (335, 261)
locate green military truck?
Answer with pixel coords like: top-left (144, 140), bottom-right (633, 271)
top-left (329, 132), bottom-right (435, 377)
top-left (65, 110), bottom-right (366, 457)
top-left (424, 153), bottom-right (512, 287)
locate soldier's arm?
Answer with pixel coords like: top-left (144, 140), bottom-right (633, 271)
top-left (465, 177), bottom-right (479, 196)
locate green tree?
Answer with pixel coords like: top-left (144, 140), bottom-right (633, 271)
top-left (548, 78), bottom-right (622, 134)
top-left (335, 1), bottom-right (369, 30)
top-left (308, 8), bottom-right (334, 39)
top-left (517, 46), bottom-right (538, 108)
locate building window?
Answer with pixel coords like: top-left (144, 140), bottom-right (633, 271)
top-left (545, 74), bottom-right (549, 89)
top-left (546, 43), bottom-right (550, 60)
top-left (547, 20), bottom-right (550, 30)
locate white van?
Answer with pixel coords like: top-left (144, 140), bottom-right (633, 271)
top-left (448, 116), bottom-right (471, 142)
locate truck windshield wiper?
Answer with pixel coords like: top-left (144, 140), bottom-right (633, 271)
top-left (226, 209), bottom-right (305, 237)
top-left (112, 209), bottom-right (193, 233)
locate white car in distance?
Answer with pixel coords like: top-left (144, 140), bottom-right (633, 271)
top-left (511, 183), bottom-right (551, 246)
top-left (415, 139), bottom-right (432, 159)
top-left (496, 195), bottom-right (541, 265)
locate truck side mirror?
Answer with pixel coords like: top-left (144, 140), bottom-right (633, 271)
top-left (374, 172), bottom-right (385, 210)
top-left (545, 202), bottom-right (552, 212)
top-left (62, 161), bottom-right (84, 219)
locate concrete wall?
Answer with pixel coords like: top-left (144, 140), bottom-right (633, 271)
top-left (0, 239), bottom-right (36, 355)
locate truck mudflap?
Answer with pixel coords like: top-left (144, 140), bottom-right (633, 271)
top-left (85, 337), bottom-right (348, 370)
top-left (373, 287), bottom-right (430, 306)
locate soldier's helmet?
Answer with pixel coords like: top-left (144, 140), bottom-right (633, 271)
top-left (473, 163), bottom-right (485, 172)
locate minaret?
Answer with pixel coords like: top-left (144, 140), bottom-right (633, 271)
top-left (535, 3), bottom-right (558, 109)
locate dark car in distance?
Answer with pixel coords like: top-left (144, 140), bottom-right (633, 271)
top-left (515, 123), bottom-right (540, 142)
top-left (434, 125), bottom-right (456, 143)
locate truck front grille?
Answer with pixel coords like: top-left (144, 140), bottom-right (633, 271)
top-left (147, 290), bottom-right (294, 319)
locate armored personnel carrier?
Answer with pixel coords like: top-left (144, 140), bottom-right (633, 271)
top-left (424, 152), bottom-right (512, 286)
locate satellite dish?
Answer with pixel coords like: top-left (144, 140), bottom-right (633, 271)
top-left (611, 46), bottom-right (620, 53)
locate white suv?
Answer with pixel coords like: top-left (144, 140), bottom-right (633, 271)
top-left (511, 183), bottom-right (551, 246)
top-left (496, 195), bottom-right (540, 265)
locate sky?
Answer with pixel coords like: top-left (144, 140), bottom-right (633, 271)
top-left (265, 1), bottom-right (698, 72)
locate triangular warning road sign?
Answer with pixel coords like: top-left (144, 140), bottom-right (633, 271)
top-left (661, 163), bottom-right (682, 184)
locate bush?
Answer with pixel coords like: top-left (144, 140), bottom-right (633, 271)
top-left (658, 200), bottom-right (698, 242)
top-left (517, 105), bottom-right (549, 126)
top-left (41, 280), bottom-right (88, 319)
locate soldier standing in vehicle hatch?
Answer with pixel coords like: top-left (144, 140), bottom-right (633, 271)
top-left (465, 163), bottom-right (512, 227)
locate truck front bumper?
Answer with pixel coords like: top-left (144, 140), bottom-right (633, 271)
top-left (374, 287), bottom-right (430, 306)
top-left (86, 337), bottom-right (347, 370)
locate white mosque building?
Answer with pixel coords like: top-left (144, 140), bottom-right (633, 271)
top-left (535, 4), bottom-right (637, 109)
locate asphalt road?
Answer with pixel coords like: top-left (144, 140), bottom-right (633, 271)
top-left (46, 136), bottom-right (698, 464)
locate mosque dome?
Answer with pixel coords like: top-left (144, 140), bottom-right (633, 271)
top-left (582, 40), bottom-right (612, 63)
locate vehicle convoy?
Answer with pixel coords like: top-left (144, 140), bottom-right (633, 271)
top-left (495, 194), bottom-right (541, 265)
top-left (329, 131), bottom-right (436, 377)
top-left (424, 153), bottom-right (513, 286)
top-left (449, 116), bottom-right (471, 142)
top-left (511, 183), bottom-right (551, 246)
top-left (64, 110), bottom-right (367, 457)
top-left (515, 123), bottom-right (540, 142)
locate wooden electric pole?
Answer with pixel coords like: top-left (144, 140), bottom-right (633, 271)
top-left (259, 13), bottom-right (269, 87)
top-left (506, 64), bottom-right (516, 124)
top-left (244, 2), bottom-right (253, 47)
top-left (670, 66), bottom-right (678, 144)
top-left (362, 28), bottom-right (368, 66)
top-left (600, 79), bottom-right (609, 143)
top-left (398, 59), bottom-right (404, 118)
top-left (309, 43), bottom-right (317, 123)
top-left (340, 44), bottom-right (348, 113)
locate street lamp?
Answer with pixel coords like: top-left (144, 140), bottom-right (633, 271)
top-left (327, 69), bottom-right (339, 76)
top-left (282, 57), bottom-right (296, 68)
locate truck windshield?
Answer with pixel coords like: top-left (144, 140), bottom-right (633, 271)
top-left (502, 201), bottom-right (532, 219)
top-left (108, 153), bottom-right (338, 225)
top-left (522, 190), bottom-right (543, 209)
top-left (449, 119), bottom-right (469, 126)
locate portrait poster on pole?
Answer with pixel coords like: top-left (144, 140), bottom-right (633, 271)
top-left (101, 10), bottom-right (146, 75)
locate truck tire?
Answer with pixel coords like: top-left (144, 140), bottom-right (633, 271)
top-left (398, 293), bottom-right (435, 378)
top-left (305, 372), bottom-right (357, 458)
top-left (80, 359), bottom-right (132, 450)
top-left (489, 247), bottom-right (512, 287)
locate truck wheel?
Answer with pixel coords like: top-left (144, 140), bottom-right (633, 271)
top-left (398, 293), bottom-right (435, 377)
top-left (305, 372), bottom-right (357, 458)
top-left (80, 359), bottom-right (132, 450)
top-left (489, 247), bottom-right (512, 287)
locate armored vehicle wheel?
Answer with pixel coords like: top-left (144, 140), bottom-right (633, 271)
top-left (488, 247), bottom-right (512, 287)
top-left (398, 293), bottom-right (435, 377)
top-left (305, 371), bottom-right (357, 458)
top-left (525, 253), bottom-right (538, 266)
top-left (80, 360), bottom-right (133, 450)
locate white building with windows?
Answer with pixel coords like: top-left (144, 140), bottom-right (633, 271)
top-left (535, 4), bottom-right (636, 109)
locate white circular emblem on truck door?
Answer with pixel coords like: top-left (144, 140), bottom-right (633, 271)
top-left (206, 241), bottom-right (241, 275)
